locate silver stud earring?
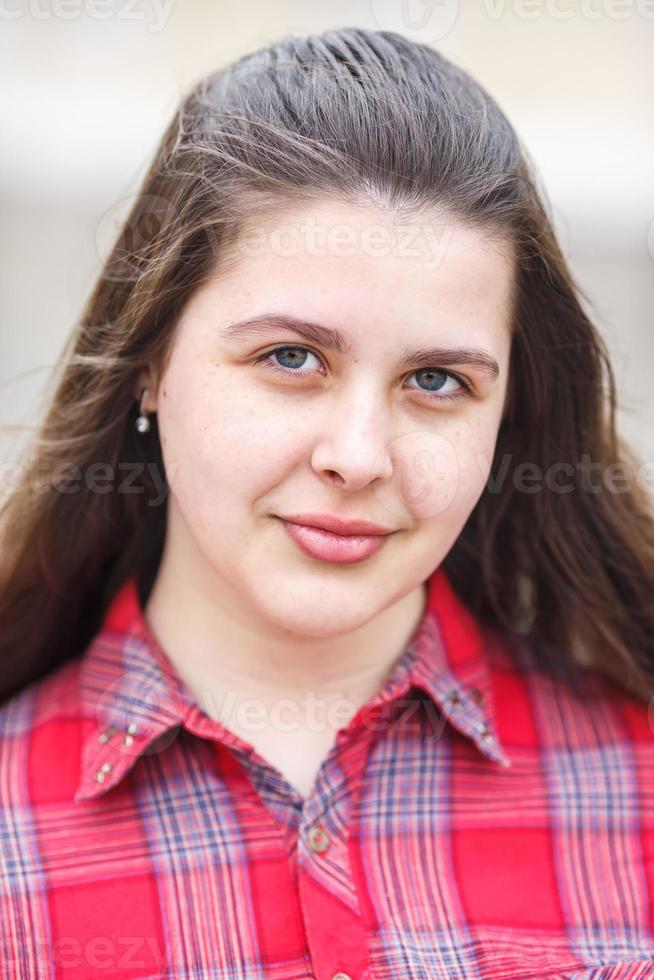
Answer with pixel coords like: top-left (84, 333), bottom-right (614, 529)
top-left (135, 386), bottom-right (151, 433)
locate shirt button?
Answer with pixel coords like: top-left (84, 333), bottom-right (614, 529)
top-left (307, 826), bottom-right (330, 853)
top-left (331, 973), bottom-right (352, 980)
top-left (475, 720), bottom-right (494, 741)
top-left (95, 763), bottom-right (112, 782)
top-left (123, 722), bottom-right (139, 746)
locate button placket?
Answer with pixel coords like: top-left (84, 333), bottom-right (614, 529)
top-left (296, 763), bottom-right (371, 979)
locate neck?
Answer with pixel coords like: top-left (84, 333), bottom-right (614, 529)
top-left (142, 551), bottom-right (428, 724)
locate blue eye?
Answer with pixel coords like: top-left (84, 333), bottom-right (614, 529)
top-left (254, 344), bottom-right (472, 403)
top-left (266, 346), bottom-right (320, 373)
top-left (404, 368), bottom-right (467, 400)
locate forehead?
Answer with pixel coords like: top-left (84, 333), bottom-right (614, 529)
top-left (233, 194), bottom-right (512, 269)
top-left (198, 196), bottom-right (515, 351)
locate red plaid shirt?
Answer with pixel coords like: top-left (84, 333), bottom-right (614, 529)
top-left (1, 565), bottom-right (654, 979)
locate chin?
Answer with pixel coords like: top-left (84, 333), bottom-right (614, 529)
top-left (259, 597), bottom-right (373, 638)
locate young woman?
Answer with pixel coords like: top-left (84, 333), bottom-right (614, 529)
top-left (1, 26), bottom-right (653, 980)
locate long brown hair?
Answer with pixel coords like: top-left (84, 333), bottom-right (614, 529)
top-left (1, 27), bottom-right (652, 707)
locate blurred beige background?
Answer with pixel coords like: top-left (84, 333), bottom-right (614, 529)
top-left (1, 0), bottom-right (652, 484)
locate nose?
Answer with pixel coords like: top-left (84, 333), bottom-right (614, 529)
top-left (310, 386), bottom-right (394, 491)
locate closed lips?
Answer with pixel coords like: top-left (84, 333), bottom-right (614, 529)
top-left (278, 514), bottom-right (395, 536)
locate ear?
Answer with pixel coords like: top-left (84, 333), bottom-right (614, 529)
top-left (134, 369), bottom-right (158, 412)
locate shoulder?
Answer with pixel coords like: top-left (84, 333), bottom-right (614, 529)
top-left (487, 633), bottom-right (654, 768)
top-left (0, 657), bottom-right (85, 806)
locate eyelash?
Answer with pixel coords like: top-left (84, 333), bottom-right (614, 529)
top-left (254, 344), bottom-right (473, 403)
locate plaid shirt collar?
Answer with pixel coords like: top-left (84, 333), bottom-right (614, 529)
top-left (74, 566), bottom-right (512, 803)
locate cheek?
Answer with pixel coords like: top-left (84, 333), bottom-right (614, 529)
top-left (156, 369), bottom-right (302, 507)
top-left (444, 416), bottom-right (500, 519)
top-left (375, 416), bottom-right (498, 527)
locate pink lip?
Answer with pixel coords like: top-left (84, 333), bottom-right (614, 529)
top-left (278, 519), bottom-right (391, 564)
top-left (278, 512), bottom-right (394, 536)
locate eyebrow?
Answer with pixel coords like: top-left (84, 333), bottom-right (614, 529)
top-left (223, 313), bottom-right (501, 379)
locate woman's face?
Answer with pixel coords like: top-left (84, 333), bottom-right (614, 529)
top-left (141, 197), bottom-right (514, 638)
